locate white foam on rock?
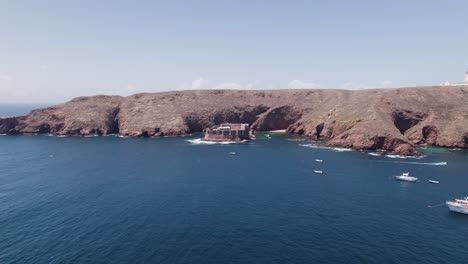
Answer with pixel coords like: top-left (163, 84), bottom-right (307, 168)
top-left (187, 138), bottom-right (246, 145)
top-left (84, 134), bottom-right (99, 138)
top-left (395, 161), bottom-right (447, 166)
top-left (384, 154), bottom-right (425, 159)
top-left (300, 144), bottom-right (353, 152)
top-left (333, 147), bottom-right (353, 152)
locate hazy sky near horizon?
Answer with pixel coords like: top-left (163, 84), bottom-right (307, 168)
top-left (1, 0), bottom-right (467, 103)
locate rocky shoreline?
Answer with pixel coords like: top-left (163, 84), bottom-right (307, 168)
top-left (1, 86), bottom-right (468, 156)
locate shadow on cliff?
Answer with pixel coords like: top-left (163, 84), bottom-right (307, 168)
top-left (184, 105), bottom-right (270, 132)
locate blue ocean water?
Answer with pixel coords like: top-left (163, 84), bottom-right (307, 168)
top-left (0, 133), bottom-right (467, 264)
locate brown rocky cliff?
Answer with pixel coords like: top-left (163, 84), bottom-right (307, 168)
top-left (12, 95), bottom-right (123, 135)
top-left (0, 116), bottom-right (20, 134)
top-left (5, 86), bottom-right (468, 156)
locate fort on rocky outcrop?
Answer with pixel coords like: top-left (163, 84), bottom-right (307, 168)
top-left (203, 123), bottom-right (252, 142)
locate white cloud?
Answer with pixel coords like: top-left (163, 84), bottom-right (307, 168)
top-left (213, 82), bottom-right (244, 90)
top-left (0, 74), bottom-right (11, 81)
top-left (180, 78), bottom-right (259, 90)
top-left (339, 80), bottom-right (394, 90)
top-left (339, 82), bottom-right (370, 90)
top-left (287, 80), bottom-right (322, 89)
top-left (190, 77), bottom-right (212, 90)
top-left (380, 80), bottom-right (393, 88)
top-left (125, 84), bottom-right (141, 94)
top-left (97, 84), bottom-right (143, 96)
top-left (180, 79), bottom-right (394, 91)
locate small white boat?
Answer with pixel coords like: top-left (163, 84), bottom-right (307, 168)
top-left (395, 172), bottom-right (418, 182)
top-left (229, 152), bottom-right (236, 155)
top-left (429, 180), bottom-right (439, 184)
top-left (315, 159), bottom-right (323, 163)
top-left (313, 170), bottom-right (323, 174)
top-left (265, 134), bottom-right (271, 139)
top-left (446, 197), bottom-right (468, 215)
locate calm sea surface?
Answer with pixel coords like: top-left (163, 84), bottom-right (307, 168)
top-left (0, 133), bottom-right (467, 264)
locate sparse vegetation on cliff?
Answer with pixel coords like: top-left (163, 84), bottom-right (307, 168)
top-left (1, 86), bottom-right (468, 156)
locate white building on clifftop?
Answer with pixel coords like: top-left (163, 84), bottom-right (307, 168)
top-left (444, 70), bottom-right (468, 86)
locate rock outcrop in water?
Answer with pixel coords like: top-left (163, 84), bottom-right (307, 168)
top-left (2, 85), bottom-right (468, 156)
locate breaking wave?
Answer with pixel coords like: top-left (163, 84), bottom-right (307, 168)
top-left (104, 134), bottom-right (129, 138)
top-left (368, 153), bottom-right (424, 159)
top-left (187, 138), bottom-right (247, 145)
top-left (385, 154), bottom-right (421, 159)
top-left (84, 134), bottom-right (99, 138)
top-left (374, 159), bottom-right (447, 166)
top-left (395, 161), bottom-right (447, 166)
top-left (300, 144), bottom-right (353, 152)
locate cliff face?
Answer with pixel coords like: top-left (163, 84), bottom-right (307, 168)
top-left (3, 86), bottom-right (468, 156)
top-left (0, 117), bottom-right (20, 134)
top-left (8, 95), bottom-right (123, 135)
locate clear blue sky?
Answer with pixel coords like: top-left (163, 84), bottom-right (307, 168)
top-left (1, 0), bottom-right (467, 103)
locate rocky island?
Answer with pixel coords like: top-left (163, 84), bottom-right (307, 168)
top-left (1, 85), bottom-right (468, 156)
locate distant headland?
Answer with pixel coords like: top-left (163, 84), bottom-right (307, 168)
top-left (1, 85), bottom-right (468, 156)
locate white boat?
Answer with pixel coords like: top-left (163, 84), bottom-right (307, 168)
top-left (229, 152), bottom-right (236, 155)
top-left (313, 170), bottom-right (323, 174)
top-left (446, 197), bottom-right (468, 215)
top-left (395, 172), bottom-right (418, 182)
top-left (429, 180), bottom-right (439, 184)
top-left (315, 159), bottom-right (323, 163)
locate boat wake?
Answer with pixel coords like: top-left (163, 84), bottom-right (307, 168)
top-left (300, 144), bottom-right (353, 152)
top-left (376, 160), bottom-right (447, 166)
top-left (187, 138), bottom-right (247, 145)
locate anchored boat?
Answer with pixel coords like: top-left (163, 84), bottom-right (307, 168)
top-left (313, 170), bottom-right (323, 174)
top-left (446, 197), bottom-right (468, 215)
top-left (395, 172), bottom-right (418, 182)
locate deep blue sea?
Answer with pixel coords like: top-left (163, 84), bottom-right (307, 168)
top-left (0, 132), bottom-right (467, 264)
top-left (0, 105), bottom-right (468, 263)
